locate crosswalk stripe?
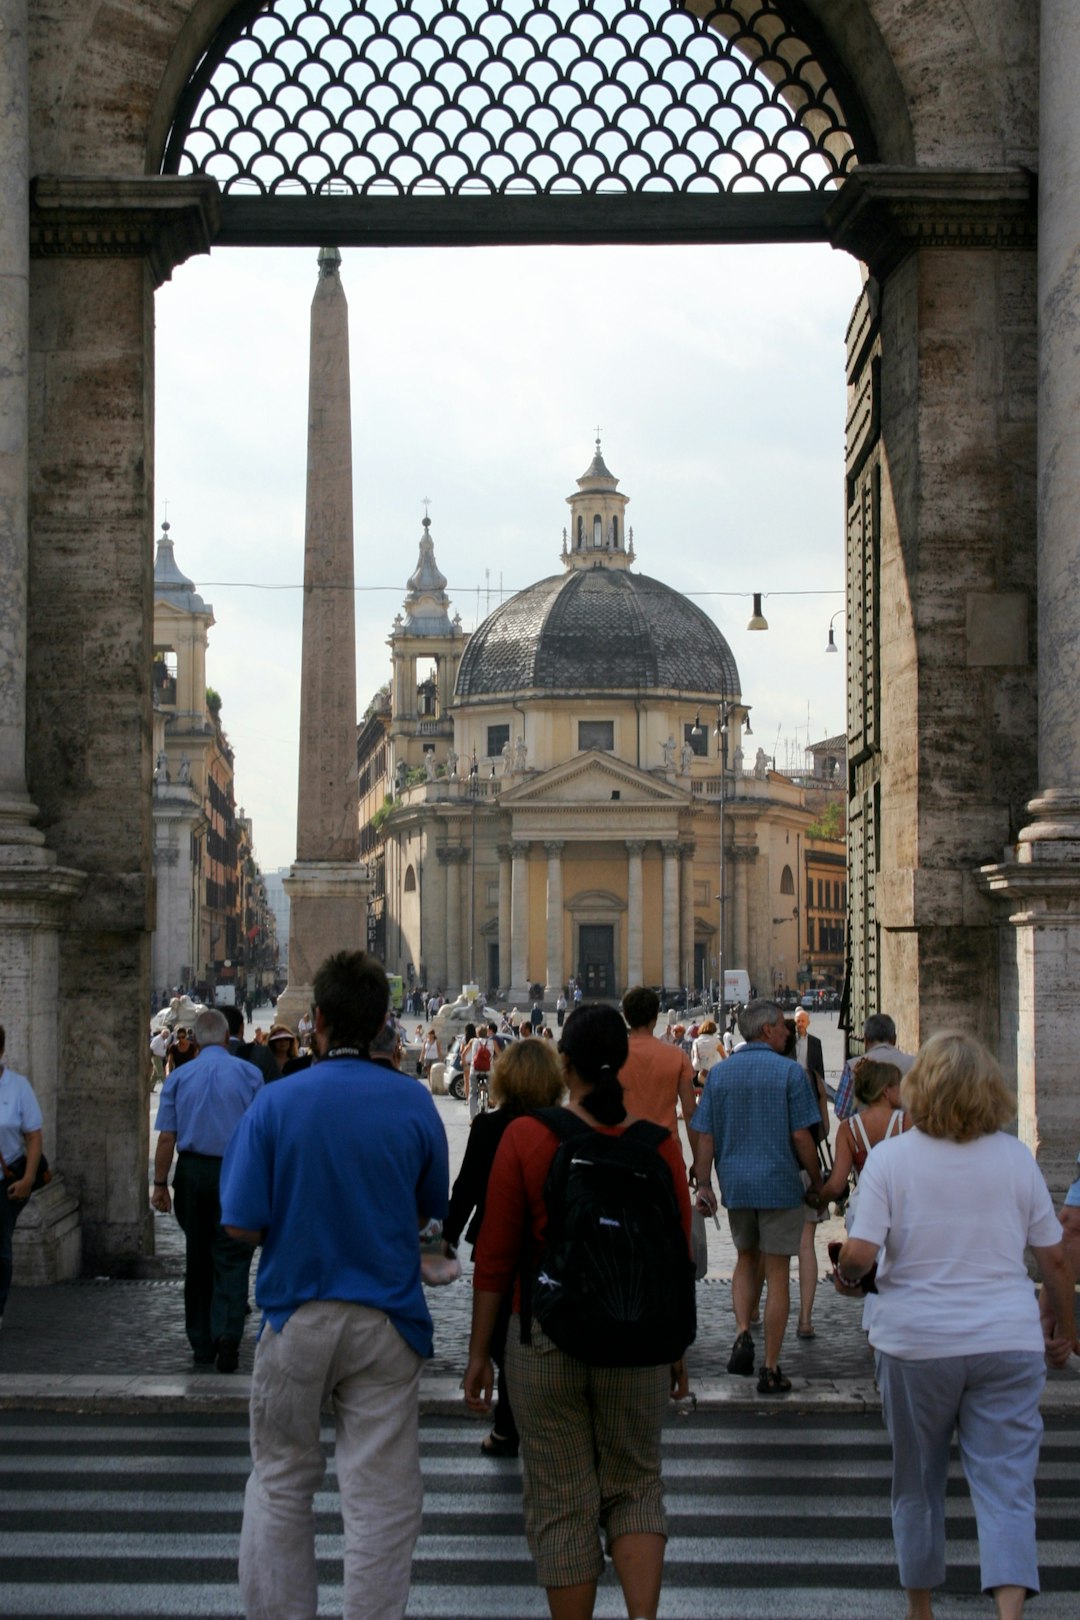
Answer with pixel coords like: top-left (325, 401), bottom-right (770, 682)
top-left (2, 1412), bottom-right (1077, 1619)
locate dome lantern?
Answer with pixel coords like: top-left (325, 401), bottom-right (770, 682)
top-left (564, 435), bottom-right (631, 572)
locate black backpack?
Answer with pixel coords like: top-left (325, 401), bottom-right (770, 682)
top-left (522, 1107), bottom-right (696, 1367)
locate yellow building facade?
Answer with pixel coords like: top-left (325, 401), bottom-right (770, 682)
top-left (359, 447), bottom-right (817, 1005)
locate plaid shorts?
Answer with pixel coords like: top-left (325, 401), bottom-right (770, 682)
top-left (505, 1315), bottom-right (670, 1587)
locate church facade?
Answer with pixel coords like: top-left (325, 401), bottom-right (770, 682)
top-left (360, 447), bottom-right (814, 1005)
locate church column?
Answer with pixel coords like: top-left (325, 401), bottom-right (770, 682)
top-left (977, 1), bottom-right (1080, 1190)
top-left (441, 847), bottom-right (465, 995)
top-left (509, 840), bottom-right (531, 1002)
top-left (625, 840), bottom-right (645, 988)
top-left (544, 840), bottom-right (565, 1000)
top-left (661, 842), bottom-right (679, 990)
top-left (679, 841), bottom-right (695, 994)
top-left (424, 835), bottom-right (447, 993)
top-left (731, 846), bottom-right (753, 986)
top-left (497, 843), bottom-right (512, 996)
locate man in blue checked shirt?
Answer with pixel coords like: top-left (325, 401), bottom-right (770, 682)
top-left (692, 998), bottom-right (825, 1395)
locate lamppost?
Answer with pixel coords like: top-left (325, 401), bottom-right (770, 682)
top-left (825, 608), bottom-right (846, 653)
top-left (465, 751), bottom-right (480, 985)
top-left (692, 698), bottom-right (752, 1019)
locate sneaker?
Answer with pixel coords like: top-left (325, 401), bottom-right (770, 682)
top-left (214, 1335), bottom-right (240, 1374)
top-left (727, 1330), bottom-right (754, 1376)
top-left (757, 1364), bottom-right (792, 1395)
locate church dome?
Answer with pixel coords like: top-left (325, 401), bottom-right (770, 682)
top-left (454, 566), bottom-right (740, 700)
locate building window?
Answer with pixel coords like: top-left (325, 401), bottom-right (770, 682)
top-left (612, 516), bottom-right (619, 547)
top-left (807, 877), bottom-right (813, 911)
top-left (593, 514), bottom-right (603, 547)
top-left (404, 865), bottom-right (416, 893)
top-left (578, 719), bottom-right (614, 752)
top-left (487, 723), bottom-right (510, 758)
top-left (780, 865), bottom-right (794, 895)
top-left (683, 722), bottom-right (708, 757)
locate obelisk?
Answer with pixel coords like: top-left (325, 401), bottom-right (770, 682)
top-left (277, 247), bottom-right (368, 1027)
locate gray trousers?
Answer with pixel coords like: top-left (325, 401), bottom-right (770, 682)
top-left (876, 1349), bottom-right (1045, 1595)
top-left (239, 1300), bottom-right (424, 1620)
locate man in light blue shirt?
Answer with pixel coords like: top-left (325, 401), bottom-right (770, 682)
top-left (151, 1007), bottom-right (262, 1370)
top-left (221, 949), bottom-right (448, 1620)
top-left (692, 998), bottom-right (823, 1395)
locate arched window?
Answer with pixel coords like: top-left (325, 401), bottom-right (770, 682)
top-left (577, 517), bottom-right (584, 549)
top-left (612, 516), bottom-right (619, 547)
top-left (404, 865), bottom-right (416, 893)
top-left (593, 514), bottom-right (603, 547)
top-left (780, 865), bottom-right (795, 895)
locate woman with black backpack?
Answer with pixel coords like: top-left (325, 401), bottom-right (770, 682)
top-left (463, 1003), bottom-right (694, 1620)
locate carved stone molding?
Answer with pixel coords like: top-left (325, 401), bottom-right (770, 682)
top-left (30, 176), bottom-right (222, 287)
top-left (729, 845), bottom-right (760, 863)
top-left (437, 845), bottom-right (469, 865)
top-left (826, 167), bottom-right (1036, 279)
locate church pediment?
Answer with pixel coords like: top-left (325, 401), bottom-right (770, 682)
top-left (499, 750), bottom-right (686, 807)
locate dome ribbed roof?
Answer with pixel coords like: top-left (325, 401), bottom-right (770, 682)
top-left (455, 568), bottom-right (740, 699)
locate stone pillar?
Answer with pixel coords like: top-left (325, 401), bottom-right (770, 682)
top-left (544, 840), bottom-right (565, 999)
top-left (0, 0), bottom-right (39, 852)
top-left (508, 840), bottom-right (531, 1003)
top-left (679, 841), bottom-right (695, 995)
top-left (442, 847), bottom-right (465, 996)
top-left (280, 249), bottom-right (368, 1027)
top-left (625, 840), bottom-right (645, 987)
top-left (731, 846), bottom-right (753, 983)
top-left (977, 6), bottom-right (1080, 1191)
top-left (661, 842), bottom-right (679, 990)
top-left (497, 843), bottom-right (512, 997)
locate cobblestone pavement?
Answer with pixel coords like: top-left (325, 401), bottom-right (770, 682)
top-left (2, 1014), bottom-right (1077, 1414)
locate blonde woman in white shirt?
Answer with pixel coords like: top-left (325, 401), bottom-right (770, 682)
top-left (836, 1032), bottom-right (1078, 1620)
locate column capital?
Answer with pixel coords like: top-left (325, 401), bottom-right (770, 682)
top-left (678, 841), bottom-right (696, 859)
top-left (509, 840), bottom-right (530, 858)
top-left (661, 841), bottom-right (680, 857)
top-left (825, 166), bottom-right (1036, 280)
top-left (496, 842), bottom-right (513, 861)
top-left (437, 845), bottom-right (469, 865)
top-left (543, 839), bottom-right (565, 856)
top-left (30, 176), bottom-right (222, 287)
top-left (625, 839), bottom-right (646, 856)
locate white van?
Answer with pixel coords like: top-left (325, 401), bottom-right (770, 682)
top-left (722, 970), bottom-right (751, 1007)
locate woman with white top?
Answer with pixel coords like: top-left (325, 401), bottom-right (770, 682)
top-left (0, 1023), bottom-right (44, 1329)
top-left (690, 1019), bottom-right (722, 1088)
top-left (835, 1031), bottom-right (1078, 1620)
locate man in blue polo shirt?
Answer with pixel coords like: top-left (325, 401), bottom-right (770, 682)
top-left (692, 998), bottom-right (824, 1395)
top-left (151, 1006), bottom-right (263, 1371)
top-left (221, 949), bottom-right (449, 1620)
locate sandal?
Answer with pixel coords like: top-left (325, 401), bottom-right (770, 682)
top-left (480, 1431), bottom-right (519, 1458)
top-left (796, 1322), bottom-right (815, 1339)
top-left (757, 1364), bottom-right (792, 1395)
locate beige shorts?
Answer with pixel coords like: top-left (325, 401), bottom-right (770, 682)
top-left (727, 1204), bottom-right (806, 1256)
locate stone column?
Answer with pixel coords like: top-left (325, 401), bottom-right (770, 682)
top-left (661, 842), bottom-right (680, 990)
top-left (680, 841), bottom-right (696, 994)
top-left (497, 843), bottom-right (512, 996)
top-left (509, 840), bottom-right (531, 1003)
top-left (731, 846), bottom-right (754, 983)
top-left (441, 847), bottom-right (465, 995)
top-left (976, 3), bottom-right (1080, 1191)
top-left (544, 840), bottom-right (565, 999)
top-left (280, 249), bottom-right (369, 1026)
top-left (625, 840), bottom-right (645, 987)
top-left (0, 0), bottom-right (40, 852)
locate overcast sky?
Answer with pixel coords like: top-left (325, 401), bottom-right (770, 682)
top-left (154, 239), bottom-right (864, 874)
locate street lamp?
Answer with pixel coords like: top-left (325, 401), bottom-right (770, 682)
top-left (692, 699), bottom-right (751, 1017)
top-left (826, 608), bottom-right (846, 653)
top-left (466, 750), bottom-right (481, 984)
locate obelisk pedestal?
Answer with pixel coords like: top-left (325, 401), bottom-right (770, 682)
top-left (277, 248), bottom-right (368, 1029)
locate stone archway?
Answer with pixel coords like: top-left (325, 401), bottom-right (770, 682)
top-left (7, 0), bottom-right (1068, 1273)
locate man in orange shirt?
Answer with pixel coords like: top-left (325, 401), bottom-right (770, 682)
top-left (618, 985), bottom-right (700, 1159)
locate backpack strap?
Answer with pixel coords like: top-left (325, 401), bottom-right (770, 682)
top-left (519, 1108), bottom-right (587, 1346)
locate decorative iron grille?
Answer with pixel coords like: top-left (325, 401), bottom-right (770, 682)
top-left (164, 0), bottom-right (858, 198)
